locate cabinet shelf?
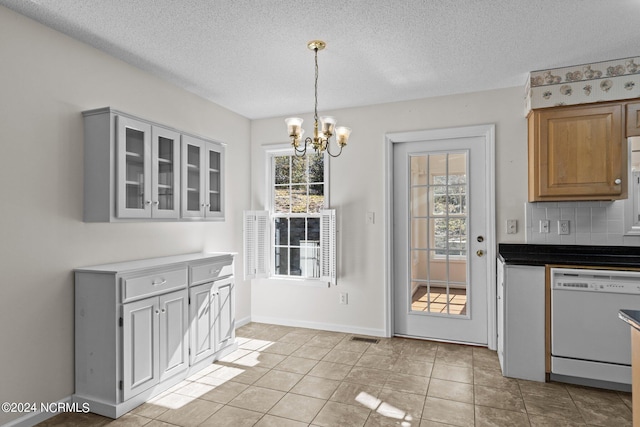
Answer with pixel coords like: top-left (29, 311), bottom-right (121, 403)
top-left (125, 181), bottom-right (143, 187)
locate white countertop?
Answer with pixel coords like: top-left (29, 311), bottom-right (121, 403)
top-left (74, 252), bottom-right (236, 273)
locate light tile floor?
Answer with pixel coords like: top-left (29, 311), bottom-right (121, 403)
top-left (39, 322), bottom-right (632, 426)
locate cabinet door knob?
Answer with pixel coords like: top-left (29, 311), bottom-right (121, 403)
top-left (476, 250), bottom-right (485, 257)
top-left (146, 200), bottom-right (152, 205)
top-left (615, 178), bottom-right (622, 185)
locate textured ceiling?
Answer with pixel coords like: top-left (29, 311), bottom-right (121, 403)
top-left (2, 0), bottom-right (640, 119)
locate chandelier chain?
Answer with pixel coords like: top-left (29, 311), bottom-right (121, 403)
top-left (314, 47), bottom-right (319, 124)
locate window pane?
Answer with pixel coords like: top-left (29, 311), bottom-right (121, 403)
top-left (411, 156), bottom-right (428, 186)
top-left (274, 247), bottom-right (288, 275)
top-left (411, 250), bottom-right (428, 281)
top-left (274, 186), bottom-right (290, 213)
top-left (308, 153), bottom-right (324, 183)
top-left (411, 187), bottom-right (428, 217)
top-left (275, 156), bottom-right (290, 185)
top-left (308, 218), bottom-right (320, 241)
top-left (291, 156), bottom-right (307, 183)
top-left (289, 248), bottom-right (302, 276)
top-left (411, 218), bottom-right (428, 249)
top-left (274, 217), bottom-right (289, 245)
top-left (309, 184), bottom-right (324, 213)
top-left (291, 185), bottom-right (308, 213)
top-left (290, 218), bottom-right (305, 246)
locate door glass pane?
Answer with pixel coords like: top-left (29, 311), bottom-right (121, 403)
top-left (410, 152), bottom-right (469, 316)
top-left (186, 144), bottom-right (200, 211)
top-left (157, 136), bottom-right (174, 211)
top-left (125, 128), bottom-right (145, 209)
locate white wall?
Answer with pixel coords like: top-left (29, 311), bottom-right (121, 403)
top-left (250, 86), bottom-right (528, 336)
top-left (0, 6), bottom-right (251, 424)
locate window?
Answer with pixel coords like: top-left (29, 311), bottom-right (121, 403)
top-left (243, 148), bottom-right (336, 284)
top-left (272, 152), bottom-right (325, 278)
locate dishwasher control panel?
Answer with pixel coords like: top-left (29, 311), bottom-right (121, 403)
top-left (552, 267), bottom-right (640, 294)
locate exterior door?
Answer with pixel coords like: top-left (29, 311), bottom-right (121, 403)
top-left (393, 135), bottom-right (489, 344)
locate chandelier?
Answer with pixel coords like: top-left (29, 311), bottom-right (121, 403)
top-left (285, 40), bottom-right (351, 158)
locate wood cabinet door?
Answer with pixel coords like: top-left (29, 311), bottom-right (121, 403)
top-left (189, 282), bottom-right (216, 364)
top-left (122, 297), bottom-right (159, 400)
top-left (530, 104), bottom-right (625, 200)
top-left (627, 102), bottom-right (640, 137)
top-left (158, 289), bottom-right (188, 382)
top-left (214, 278), bottom-right (235, 349)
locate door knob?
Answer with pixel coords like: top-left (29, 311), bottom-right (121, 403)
top-left (476, 250), bottom-right (484, 257)
top-left (615, 178), bottom-right (622, 185)
top-left (477, 236), bottom-right (484, 243)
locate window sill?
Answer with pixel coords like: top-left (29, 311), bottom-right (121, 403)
top-left (262, 276), bottom-right (329, 288)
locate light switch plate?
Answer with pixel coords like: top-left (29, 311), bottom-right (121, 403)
top-left (506, 219), bottom-right (517, 234)
top-left (539, 219), bottom-right (550, 233)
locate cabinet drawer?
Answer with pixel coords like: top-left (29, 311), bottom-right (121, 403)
top-left (122, 268), bottom-right (187, 302)
top-left (191, 260), bottom-right (233, 285)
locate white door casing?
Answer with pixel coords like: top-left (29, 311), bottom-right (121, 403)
top-left (384, 125), bottom-right (496, 349)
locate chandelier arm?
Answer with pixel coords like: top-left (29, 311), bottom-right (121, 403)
top-left (325, 141), bottom-right (344, 158)
top-left (293, 139), bottom-right (308, 157)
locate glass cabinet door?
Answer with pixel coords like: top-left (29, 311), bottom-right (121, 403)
top-left (181, 135), bottom-right (204, 218)
top-left (151, 127), bottom-right (180, 219)
top-left (205, 146), bottom-right (224, 219)
top-left (117, 116), bottom-right (152, 218)
top-left (181, 135), bottom-right (225, 219)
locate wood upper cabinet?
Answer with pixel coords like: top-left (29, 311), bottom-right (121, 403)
top-left (627, 102), bottom-right (640, 137)
top-left (528, 102), bottom-right (627, 201)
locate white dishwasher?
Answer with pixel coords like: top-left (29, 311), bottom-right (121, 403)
top-left (551, 267), bottom-right (640, 387)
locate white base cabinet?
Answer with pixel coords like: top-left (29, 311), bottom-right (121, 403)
top-left (74, 253), bottom-right (236, 418)
top-left (497, 258), bottom-right (546, 382)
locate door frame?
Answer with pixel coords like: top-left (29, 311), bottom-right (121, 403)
top-left (384, 124), bottom-right (497, 350)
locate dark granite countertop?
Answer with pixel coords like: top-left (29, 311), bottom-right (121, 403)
top-left (619, 309), bottom-right (640, 331)
top-left (498, 244), bottom-right (640, 268)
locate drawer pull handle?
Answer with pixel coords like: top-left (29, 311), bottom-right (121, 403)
top-left (209, 268), bottom-right (221, 275)
top-left (152, 279), bottom-right (167, 286)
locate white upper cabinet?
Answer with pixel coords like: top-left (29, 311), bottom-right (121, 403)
top-left (82, 107), bottom-right (224, 222)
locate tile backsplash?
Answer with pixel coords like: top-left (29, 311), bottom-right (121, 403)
top-left (525, 201), bottom-right (640, 246)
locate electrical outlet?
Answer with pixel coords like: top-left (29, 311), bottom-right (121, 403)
top-left (539, 219), bottom-right (550, 233)
top-left (558, 220), bottom-right (570, 235)
top-left (506, 219), bottom-right (517, 234)
top-left (339, 292), bottom-right (348, 305)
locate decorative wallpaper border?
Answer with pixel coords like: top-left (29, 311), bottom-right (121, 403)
top-left (525, 56), bottom-right (640, 114)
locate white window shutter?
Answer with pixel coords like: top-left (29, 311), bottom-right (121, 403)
top-left (320, 209), bottom-right (337, 285)
top-left (243, 211), bottom-right (269, 279)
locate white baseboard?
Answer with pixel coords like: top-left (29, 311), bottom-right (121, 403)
top-left (250, 315), bottom-right (387, 338)
top-left (235, 315), bottom-right (252, 328)
top-left (1, 396), bottom-right (73, 427)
